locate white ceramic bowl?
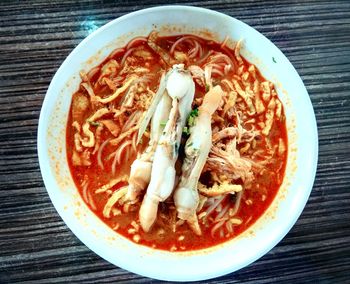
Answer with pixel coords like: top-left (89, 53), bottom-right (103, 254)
top-left (37, 6), bottom-right (318, 281)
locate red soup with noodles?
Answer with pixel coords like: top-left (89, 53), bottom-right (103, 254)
top-left (66, 32), bottom-right (288, 251)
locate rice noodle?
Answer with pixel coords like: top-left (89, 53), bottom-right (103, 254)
top-left (111, 140), bottom-right (132, 175)
top-left (196, 50), bottom-right (214, 65)
top-left (170, 36), bottom-right (201, 54)
top-left (147, 31), bottom-right (173, 65)
top-left (125, 145), bottom-right (131, 163)
top-left (97, 138), bottom-right (111, 170)
top-left (81, 181), bottom-right (97, 211)
top-left (209, 63), bottom-right (224, 72)
top-left (214, 203), bottom-right (230, 222)
top-left (188, 42), bottom-right (199, 58)
top-left (224, 64), bottom-right (231, 75)
top-left (126, 37), bottom-right (147, 50)
top-left (211, 68), bottom-right (225, 77)
top-left (109, 48), bottom-right (125, 59)
top-left (203, 195), bottom-right (226, 221)
top-left (170, 36), bottom-right (204, 60)
top-left (194, 41), bottom-right (203, 58)
top-left (117, 141), bottom-right (132, 165)
top-left (87, 190), bottom-right (97, 211)
top-left (231, 191), bottom-right (243, 216)
top-left (87, 66), bottom-right (100, 81)
top-left (170, 36), bottom-right (188, 54)
top-left (221, 36), bottom-right (229, 48)
top-left (210, 53), bottom-right (234, 68)
top-left (211, 220), bottom-right (225, 237)
top-left (121, 47), bottom-right (136, 66)
top-left (189, 40), bottom-right (203, 59)
top-left (109, 125), bottom-right (138, 146)
top-left (82, 181), bottom-right (89, 205)
top-left (132, 131), bottom-right (138, 152)
top-left (121, 110), bottom-right (142, 133)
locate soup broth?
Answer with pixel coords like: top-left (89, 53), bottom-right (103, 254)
top-left (67, 32), bottom-right (287, 251)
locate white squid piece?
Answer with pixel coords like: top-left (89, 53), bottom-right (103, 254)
top-left (139, 64), bottom-right (195, 232)
top-left (174, 86), bottom-right (224, 235)
top-left (126, 75), bottom-right (172, 203)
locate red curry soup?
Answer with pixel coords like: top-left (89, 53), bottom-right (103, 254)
top-left (66, 32), bottom-right (288, 251)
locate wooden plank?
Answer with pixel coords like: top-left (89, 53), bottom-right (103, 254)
top-left (0, 0), bottom-right (349, 282)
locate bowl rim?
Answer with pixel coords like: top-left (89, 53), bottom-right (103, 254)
top-left (37, 5), bottom-right (319, 281)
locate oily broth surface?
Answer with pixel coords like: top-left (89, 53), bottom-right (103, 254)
top-left (66, 33), bottom-right (288, 251)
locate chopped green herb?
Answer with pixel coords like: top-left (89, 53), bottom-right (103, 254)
top-left (88, 120), bottom-right (100, 127)
top-left (189, 108), bottom-right (199, 117)
top-left (272, 57), bottom-right (277, 63)
top-left (187, 141), bottom-right (193, 147)
top-left (182, 126), bottom-right (190, 136)
top-left (160, 121), bottom-right (167, 127)
top-left (187, 108), bottom-right (199, 127)
top-left (205, 84), bottom-right (210, 92)
top-left (188, 116), bottom-right (194, 127)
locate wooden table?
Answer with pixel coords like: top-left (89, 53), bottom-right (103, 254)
top-left (1, 1), bottom-right (349, 282)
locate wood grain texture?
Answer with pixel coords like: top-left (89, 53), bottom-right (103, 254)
top-left (1, 0), bottom-right (349, 282)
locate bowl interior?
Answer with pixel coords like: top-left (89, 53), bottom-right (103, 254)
top-left (37, 6), bottom-right (318, 281)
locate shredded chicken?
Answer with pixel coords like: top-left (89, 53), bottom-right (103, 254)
top-left (96, 76), bottom-right (137, 104)
top-left (205, 141), bottom-right (254, 188)
top-left (234, 39), bottom-right (244, 66)
top-left (275, 99), bottom-right (282, 119)
top-left (262, 98), bottom-right (276, 136)
top-left (109, 125), bottom-right (139, 146)
top-left (188, 65), bottom-right (205, 87)
top-left (198, 181), bottom-right (242, 197)
top-left (223, 91), bottom-right (237, 116)
top-left (232, 79), bottom-right (255, 114)
top-left (101, 119), bottom-right (120, 136)
top-left (88, 108), bottom-right (110, 122)
top-left (93, 125), bottom-right (104, 154)
top-left (72, 149), bottom-right (91, 166)
top-left (95, 175), bottom-right (129, 194)
top-left (212, 126), bottom-right (257, 143)
top-left (278, 138), bottom-right (286, 156)
top-left (253, 80), bottom-right (265, 114)
top-left (81, 122), bottom-right (95, 148)
top-left (72, 93), bottom-right (89, 121)
top-left (261, 81), bottom-right (271, 102)
top-left (103, 186), bottom-right (128, 218)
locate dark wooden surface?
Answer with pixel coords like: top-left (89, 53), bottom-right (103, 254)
top-left (1, 0), bottom-right (350, 283)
